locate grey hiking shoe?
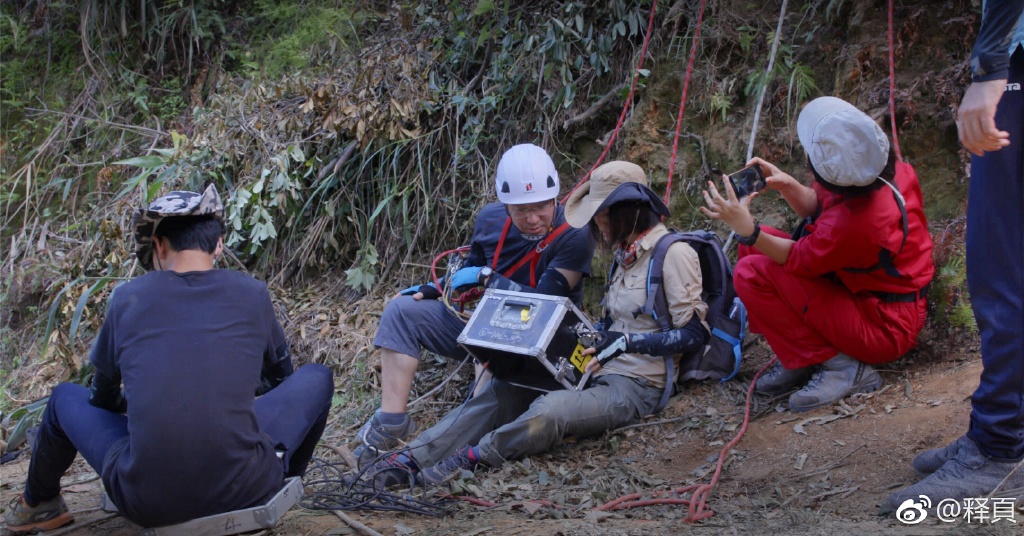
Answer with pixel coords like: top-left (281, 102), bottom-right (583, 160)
top-left (4, 494), bottom-right (74, 534)
top-left (754, 360), bottom-right (814, 397)
top-left (788, 353), bottom-right (881, 412)
top-left (353, 411), bottom-right (417, 469)
top-left (884, 436), bottom-right (1024, 515)
top-left (912, 435), bottom-right (969, 475)
top-left (419, 446), bottom-right (477, 487)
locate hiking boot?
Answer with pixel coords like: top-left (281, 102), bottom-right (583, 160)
top-left (788, 353), bottom-right (881, 412)
top-left (363, 454), bottom-right (418, 490)
top-left (419, 446), bottom-right (478, 487)
top-left (912, 435), bottom-right (968, 475)
top-left (883, 436), bottom-right (1024, 515)
top-left (356, 411), bottom-right (418, 452)
top-left (4, 494), bottom-right (74, 534)
top-left (754, 360), bottom-right (814, 397)
top-left (353, 411), bottom-right (418, 469)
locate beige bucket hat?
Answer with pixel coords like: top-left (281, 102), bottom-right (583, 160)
top-left (564, 161), bottom-right (669, 228)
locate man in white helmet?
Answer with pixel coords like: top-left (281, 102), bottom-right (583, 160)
top-left (355, 144), bottom-right (595, 466)
top-left (4, 186), bottom-right (334, 534)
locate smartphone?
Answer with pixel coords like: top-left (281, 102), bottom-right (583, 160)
top-left (728, 165), bottom-right (766, 199)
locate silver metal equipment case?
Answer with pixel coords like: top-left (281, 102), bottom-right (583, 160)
top-left (457, 288), bottom-right (596, 392)
top-left (101, 476), bottom-right (303, 536)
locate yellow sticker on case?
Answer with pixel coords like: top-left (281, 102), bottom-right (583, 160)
top-left (569, 343), bottom-right (591, 372)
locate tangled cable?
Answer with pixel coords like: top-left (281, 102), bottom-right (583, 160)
top-left (300, 457), bottom-right (453, 517)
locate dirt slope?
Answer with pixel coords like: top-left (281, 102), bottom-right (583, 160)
top-left (5, 345), bottom-right (1020, 535)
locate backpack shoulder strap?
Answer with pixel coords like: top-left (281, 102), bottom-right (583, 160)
top-left (842, 179), bottom-right (909, 277)
top-left (643, 230), bottom-right (696, 413)
top-left (643, 231), bottom-right (690, 332)
top-left (644, 230), bottom-right (734, 413)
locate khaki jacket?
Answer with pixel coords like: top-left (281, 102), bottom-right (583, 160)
top-left (600, 224), bottom-right (708, 388)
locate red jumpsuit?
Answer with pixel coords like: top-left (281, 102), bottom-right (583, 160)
top-left (735, 162), bottom-right (934, 369)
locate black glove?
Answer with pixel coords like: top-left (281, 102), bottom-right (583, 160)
top-left (399, 282), bottom-right (441, 300)
top-left (592, 331), bottom-right (629, 366)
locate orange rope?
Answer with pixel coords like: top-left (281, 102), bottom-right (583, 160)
top-left (664, 0), bottom-right (708, 206)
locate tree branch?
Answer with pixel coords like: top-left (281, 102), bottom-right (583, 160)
top-left (562, 82), bottom-right (628, 130)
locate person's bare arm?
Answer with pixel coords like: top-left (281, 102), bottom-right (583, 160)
top-left (701, 174), bottom-right (795, 265)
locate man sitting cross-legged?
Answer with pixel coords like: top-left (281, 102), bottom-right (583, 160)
top-left (3, 185), bottom-right (334, 533)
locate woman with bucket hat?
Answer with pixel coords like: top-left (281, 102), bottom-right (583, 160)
top-left (364, 161), bottom-right (709, 489)
top-left (701, 96), bottom-right (934, 413)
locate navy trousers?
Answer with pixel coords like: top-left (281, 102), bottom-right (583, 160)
top-left (966, 46), bottom-right (1024, 460)
top-left (25, 364), bottom-right (333, 504)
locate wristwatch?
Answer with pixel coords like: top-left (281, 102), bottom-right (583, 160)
top-left (478, 266), bottom-right (494, 287)
top-left (736, 222), bottom-right (761, 246)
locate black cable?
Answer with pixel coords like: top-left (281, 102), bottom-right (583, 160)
top-left (299, 457), bottom-right (454, 516)
top-left (301, 371), bottom-right (490, 515)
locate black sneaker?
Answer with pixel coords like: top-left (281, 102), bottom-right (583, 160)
top-left (419, 446), bottom-right (477, 487)
top-left (4, 495), bottom-right (74, 534)
top-left (364, 454), bottom-right (418, 490)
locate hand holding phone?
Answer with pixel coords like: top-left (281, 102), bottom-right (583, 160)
top-left (727, 165), bottom-right (767, 199)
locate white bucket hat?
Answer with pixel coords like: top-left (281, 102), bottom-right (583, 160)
top-left (796, 96), bottom-right (890, 187)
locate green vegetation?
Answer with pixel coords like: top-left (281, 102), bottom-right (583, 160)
top-left (0, 0), bottom-right (980, 445)
top-left (932, 249), bottom-right (977, 333)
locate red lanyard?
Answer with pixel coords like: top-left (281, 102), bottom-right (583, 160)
top-left (491, 217), bottom-right (571, 287)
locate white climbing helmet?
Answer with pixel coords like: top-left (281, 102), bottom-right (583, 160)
top-left (494, 144), bottom-right (559, 204)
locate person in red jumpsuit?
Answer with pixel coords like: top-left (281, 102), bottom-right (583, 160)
top-left (701, 96), bottom-right (934, 412)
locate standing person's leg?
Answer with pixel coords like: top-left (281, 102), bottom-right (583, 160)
top-left (255, 364), bottom-right (334, 477)
top-left (357, 297), bottom-right (466, 458)
top-left (7, 383), bottom-right (128, 533)
top-left (965, 49), bottom-right (1024, 463)
top-left (884, 49), bottom-right (1024, 511)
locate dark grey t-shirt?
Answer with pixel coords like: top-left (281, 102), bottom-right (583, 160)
top-left (91, 269), bottom-right (286, 527)
top-left (468, 203), bottom-right (594, 304)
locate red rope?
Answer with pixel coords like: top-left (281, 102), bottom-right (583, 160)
top-left (443, 359), bottom-right (778, 523)
top-left (664, 0), bottom-right (708, 206)
top-left (561, 0), bottom-right (659, 204)
top-left (887, 0), bottom-right (902, 160)
top-left (594, 357), bottom-right (776, 522)
top-left (430, 246), bottom-right (470, 288)
top-left (681, 357), bottom-right (776, 522)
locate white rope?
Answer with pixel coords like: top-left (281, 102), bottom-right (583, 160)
top-left (745, 0), bottom-right (789, 162)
